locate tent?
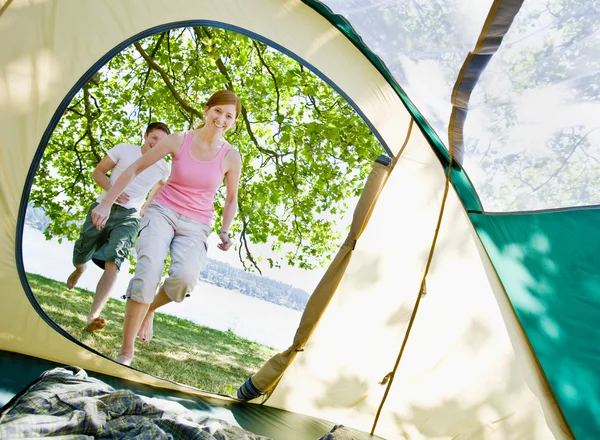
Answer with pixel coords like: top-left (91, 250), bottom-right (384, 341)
top-left (1, 0), bottom-right (598, 438)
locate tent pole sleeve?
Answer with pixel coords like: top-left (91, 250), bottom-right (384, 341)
top-left (448, 0), bottom-right (524, 164)
top-left (0, 0), bottom-right (14, 18)
top-left (245, 157), bottom-right (392, 396)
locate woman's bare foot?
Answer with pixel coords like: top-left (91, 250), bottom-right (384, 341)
top-left (85, 316), bottom-right (107, 332)
top-left (66, 265), bottom-right (86, 289)
top-left (137, 311), bottom-right (155, 343)
top-left (116, 352), bottom-right (134, 366)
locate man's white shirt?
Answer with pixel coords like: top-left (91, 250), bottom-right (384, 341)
top-left (95, 143), bottom-right (170, 211)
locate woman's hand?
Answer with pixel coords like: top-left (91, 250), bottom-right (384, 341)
top-left (217, 231), bottom-right (232, 251)
top-left (92, 202), bottom-right (112, 230)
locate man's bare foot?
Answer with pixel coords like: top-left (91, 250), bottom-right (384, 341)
top-left (66, 266), bottom-right (86, 290)
top-left (137, 311), bottom-right (154, 343)
top-left (85, 316), bottom-right (107, 332)
top-left (116, 352), bottom-right (134, 366)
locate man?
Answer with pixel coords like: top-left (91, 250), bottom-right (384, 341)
top-left (66, 122), bottom-right (171, 332)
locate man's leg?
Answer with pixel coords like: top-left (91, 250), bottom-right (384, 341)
top-left (68, 203), bottom-right (103, 290)
top-left (87, 205), bottom-right (139, 332)
top-left (66, 263), bottom-right (87, 290)
top-left (85, 261), bottom-right (118, 332)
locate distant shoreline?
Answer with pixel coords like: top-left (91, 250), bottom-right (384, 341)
top-left (24, 204), bottom-right (311, 312)
top-left (22, 224), bottom-right (302, 350)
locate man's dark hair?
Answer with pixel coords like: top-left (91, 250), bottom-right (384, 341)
top-left (145, 121), bottom-right (171, 135)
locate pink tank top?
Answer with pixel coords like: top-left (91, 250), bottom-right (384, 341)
top-left (155, 131), bottom-right (230, 224)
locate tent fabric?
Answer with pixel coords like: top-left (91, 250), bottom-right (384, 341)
top-left (0, 0), bottom-right (587, 439)
top-left (314, 0), bottom-right (600, 214)
top-left (303, 0), bottom-right (483, 213)
top-left (250, 157), bottom-right (393, 395)
top-left (0, 350), bottom-right (382, 440)
top-left (0, 0), bottom-right (410, 386)
top-left (263, 118), bottom-right (570, 439)
top-left (460, 0), bottom-right (600, 212)
top-left (471, 209), bottom-right (600, 439)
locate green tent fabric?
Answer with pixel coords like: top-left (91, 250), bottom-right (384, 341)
top-left (471, 209), bottom-right (600, 439)
top-left (0, 350), bottom-right (382, 440)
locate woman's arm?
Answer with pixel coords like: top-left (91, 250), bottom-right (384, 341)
top-left (92, 134), bottom-right (181, 228)
top-left (218, 150), bottom-right (242, 251)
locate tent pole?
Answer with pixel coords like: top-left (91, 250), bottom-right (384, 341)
top-left (0, 0), bottom-right (14, 18)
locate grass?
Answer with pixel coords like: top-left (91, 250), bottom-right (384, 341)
top-left (26, 272), bottom-right (278, 397)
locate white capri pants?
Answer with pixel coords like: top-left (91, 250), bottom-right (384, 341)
top-left (126, 202), bottom-right (212, 304)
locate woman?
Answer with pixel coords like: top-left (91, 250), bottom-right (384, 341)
top-left (92, 90), bottom-right (242, 366)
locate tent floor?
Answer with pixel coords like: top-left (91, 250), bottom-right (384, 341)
top-left (0, 350), bottom-right (383, 439)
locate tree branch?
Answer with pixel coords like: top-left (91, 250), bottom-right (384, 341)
top-left (55, 134), bottom-right (87, 198)
top-left (67, 106), bottom-right (85, 117)
top-left (138, 32), bottom-right (167, 109)
top-left (82, 84), bottom-right (102, 162)
top-left (307, 94), bottom-right (322, 116)
top-left (238, 215), bottom-right (262, 275)
top-left (193, 27), bottom-right (280, 163)
top-left (134, 41), bottom-right (203, 120)
top-left (252, 40), bottom-right (281, 120)
top-left (530, 128), bottom-right (597, 192)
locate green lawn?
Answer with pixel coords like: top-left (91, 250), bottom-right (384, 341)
top-left (26, 273), bottom-right (278, 397)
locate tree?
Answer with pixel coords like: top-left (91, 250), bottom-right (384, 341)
top-left (29, 26), bottom-right (383, 273)
top-left (321, 0), bottom-right (600, 212)
top-left (463, 0), bottom-right (600, 211)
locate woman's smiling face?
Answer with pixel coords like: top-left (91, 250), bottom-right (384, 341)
top-left (204, 103), bottom-right (237, 134)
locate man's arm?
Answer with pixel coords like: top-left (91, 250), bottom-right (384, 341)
top-left (93, 155), bottom-right (130, 204)
top-left (92, 134), bottom-right (181, 229)
top-left (92, 156), bottom-right (117, 192)
top-left (140, 180), bottom-right (165, 217)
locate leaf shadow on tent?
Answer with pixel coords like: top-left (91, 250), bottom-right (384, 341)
top-left (342, 254), bottom-right (384, 292)
top-left (315, 373), bottom-right (370, 410)
top-left (1, 1), bottom-right (54, 64)
top-left (390, 382), bottom-right (544, 439)
top-left (474, 209), bottom-right (600, 439)
top-left (271, 362), bottom-right (380, 432)
top-left (267, 231), bottom-right (540, 438)
top-left (0, 0), bottom-right (67, 117)
top-left (270, 313), bottom-right (534, 438)
top-left (382, 307), bottom-right (537, 437)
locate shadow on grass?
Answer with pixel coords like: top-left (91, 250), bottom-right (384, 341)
top-left (26, 273), bottom-right (278, 397)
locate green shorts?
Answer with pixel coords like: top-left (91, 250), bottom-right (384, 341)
top-left (72, 202), bottom-right (140, 270)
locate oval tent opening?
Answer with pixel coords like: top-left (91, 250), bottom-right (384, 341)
top-left (22, 25), bottom-right (386, 396)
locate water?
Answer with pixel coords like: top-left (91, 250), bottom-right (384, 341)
top-left (21, 225), bottom-right (302, 350)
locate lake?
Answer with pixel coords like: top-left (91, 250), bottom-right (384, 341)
top-left (21, 225), bottom-right (303, 350)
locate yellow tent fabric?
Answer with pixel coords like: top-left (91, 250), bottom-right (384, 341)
top-left (252, 157), bottom-right (393, 393)
top-left (0, 0), bottom-right (408, 383)
top-left (0, 1), bottom-right (572, 438)
top-left (264, 114), bottom-right (570, 439)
